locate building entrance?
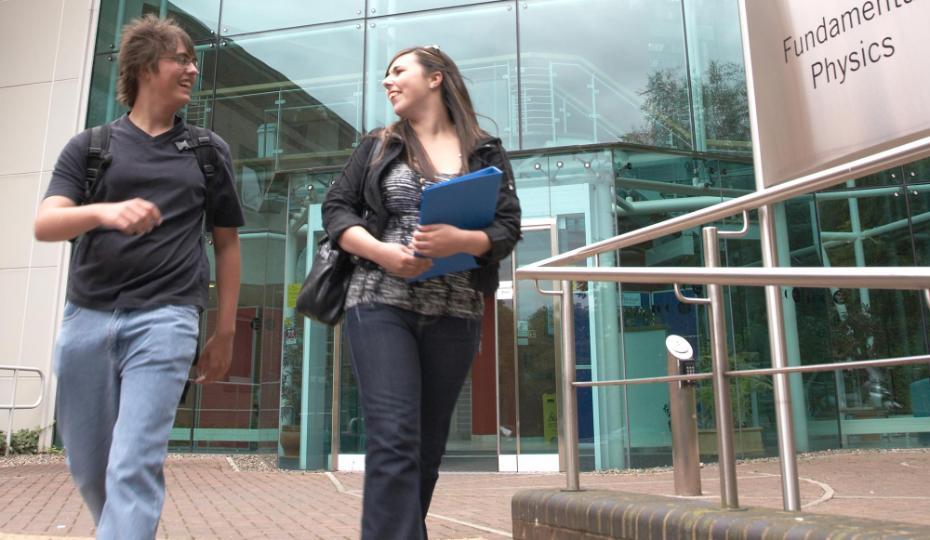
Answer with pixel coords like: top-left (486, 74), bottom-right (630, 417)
top-left (325, 219), bottom-right (562, 472)
top-left (496, 219), bottom-right (562, 471)
top-left (441, 219), bottom-right (563, 471)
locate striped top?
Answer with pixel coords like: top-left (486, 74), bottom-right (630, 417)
top-left (344, 161), bottom-right (485, 320)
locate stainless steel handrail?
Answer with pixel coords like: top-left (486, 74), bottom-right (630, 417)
top-left (702, 227), bottom-right (739, 507)
top-left (0, 367), bottom-right (44, 410)
top-left (575, 372), bottom-right (714, 387)
top-left (522, 135), bottom-right (930, 270)
top-left (1, 365), bottom-right (46, 456)
top-left (518, 264), bottom-right (930, 508)
top-left (518, 266), bottom-right (930, 290)
top-left (186, 379), bottom-right (263, 386)
top-left (513, 136), bottom-right (930, 511)
top-left (331, 323), bottom-right (342, 471)
top-left (728, 355), bottom-right (930, 378)
top-left (575, 355), bottom-right (930, 389)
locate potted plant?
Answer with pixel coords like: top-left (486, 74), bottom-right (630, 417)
top-left (279, 321), bottom-right (303, 458)
top-left (621, 305), bottom-right (662, 330)
top-left (695, 352), bottom-right (767, 457)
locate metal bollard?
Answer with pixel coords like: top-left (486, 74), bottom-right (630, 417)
top-left (666, 335), bottom-right (702, 496)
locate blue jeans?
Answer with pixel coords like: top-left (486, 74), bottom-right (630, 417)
top-left (53, 302), bottom-right (199, 540)
top-left (345, 304), bottom-right (482, 540)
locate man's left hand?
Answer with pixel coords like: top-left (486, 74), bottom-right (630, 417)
top-left (196, 332), bottom-right (234, 383)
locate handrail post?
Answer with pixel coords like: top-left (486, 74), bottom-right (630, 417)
top-left (703, 227), bottom-right (739, 509)
top-left (5, 368), bottom-right (19, 457)
top-left (666, 335), bottom-right (702, 496)
top-left (560, 280), bottom-right (580, 491)
top-left (330, 323), bottom-right (342, 471)
top-left (758, 204), bottom-right (802, 511)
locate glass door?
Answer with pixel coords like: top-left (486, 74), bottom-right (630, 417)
top-left (498, 219), bottom-right (561, 471)
top-left (323, 219), bottom-right (561, 472)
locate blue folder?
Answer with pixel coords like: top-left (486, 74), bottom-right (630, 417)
top-left (409, 166), bottom-right (502, 282)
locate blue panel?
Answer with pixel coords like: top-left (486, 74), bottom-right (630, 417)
top-left (651, 288), bottom-right (700, 356)
top-left (573, 293), bottom-right (593, 441)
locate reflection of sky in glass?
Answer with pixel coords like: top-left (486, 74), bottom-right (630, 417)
top-left (96, 0), bottom-right (219, 48)
top-left (521, 0), bottom-right (688, 145)
top-left (683, 0), bottom-right (744, 67)
top-left (159, 0), bottom-right (740, 150)
top-left (369, 0), bottom-right (499, 16)
top-left (220, 0), bottom-right (364, 35)
top-left (170, 0), bottom-right (221, 32)
top-left (365, 3), bottom-right (517, 142)
top-left (682, 0), bottom-right (749, 152)
top-left (223, 24), bottom-right (364, 130)
top-left (523, 0), bottom-right (683, 90)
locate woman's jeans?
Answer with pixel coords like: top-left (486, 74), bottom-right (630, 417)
top-left (53, 302), bottom-right (199, 540)
top-left (345, 304), bottom-right (482, 540)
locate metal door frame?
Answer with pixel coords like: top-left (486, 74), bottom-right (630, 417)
top-left (497, 218), bottom-right (562, 471)
top-left (330, 218), bottom-right (563, 472)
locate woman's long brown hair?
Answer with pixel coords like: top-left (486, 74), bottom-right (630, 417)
top-left (376, 46), bottom-right (486, 180)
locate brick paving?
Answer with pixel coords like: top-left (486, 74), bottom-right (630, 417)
top-left (1, 449), bottom-right (929, 539)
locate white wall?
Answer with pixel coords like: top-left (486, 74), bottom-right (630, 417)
top-left (0, 0), bottom-right (98, 447)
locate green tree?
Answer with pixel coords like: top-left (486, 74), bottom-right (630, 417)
top-left (625, 61), bottom-right (750, 153)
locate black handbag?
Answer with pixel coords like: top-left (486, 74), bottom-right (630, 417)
top-left (296, 139), bottom-right (381, 325)
top-left (295, 234), bottom-right (354, 325)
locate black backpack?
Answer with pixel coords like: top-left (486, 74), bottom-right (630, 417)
top-left (84, 121), bottom-right (220, 231)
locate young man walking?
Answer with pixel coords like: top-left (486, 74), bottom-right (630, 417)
top-left (33, 15), bottom-right (243, 539)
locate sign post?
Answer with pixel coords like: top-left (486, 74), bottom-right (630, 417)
top-left (738, 0), bottom-right (930, 511)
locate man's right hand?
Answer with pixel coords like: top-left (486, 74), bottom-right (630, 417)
top-left (98, 198), bottom-right (163, 235)
top-left (35, 196), bottom-right (162, 242)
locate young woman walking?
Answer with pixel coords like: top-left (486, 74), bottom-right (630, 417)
top-left (322, 45), bottom-right (521, 539)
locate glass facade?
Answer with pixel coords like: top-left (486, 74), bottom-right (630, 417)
top-left (520, 0), bottom-right (691, 150)
top-left (85, 0), bottom-right (930, 469)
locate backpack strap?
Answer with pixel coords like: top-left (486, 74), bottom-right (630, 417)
top-left (177, 125), bottom-right (219, 232)
top-left (71, 123), bottom-right (113, 245)
top-left (85, 123), bottom-right (112, 203)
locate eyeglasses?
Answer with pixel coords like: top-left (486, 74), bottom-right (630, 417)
top-left (162, 54), bottom-right (198, 68)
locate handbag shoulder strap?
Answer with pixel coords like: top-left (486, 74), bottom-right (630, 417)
top-left (359, 136), bottom-right (383, 217)
top-left (368, 135), bottom-right (383, 167)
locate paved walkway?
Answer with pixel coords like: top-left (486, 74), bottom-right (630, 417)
top-left (1, 449), bottom-right (929, 539)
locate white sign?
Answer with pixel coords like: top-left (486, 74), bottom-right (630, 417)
top-left (622, 292), bottom-right (643, 307)
top-left (740, 0), bottom-right (930, 187)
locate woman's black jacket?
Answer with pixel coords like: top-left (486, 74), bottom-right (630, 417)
top-left (321, 131), bottom-right (521, 295)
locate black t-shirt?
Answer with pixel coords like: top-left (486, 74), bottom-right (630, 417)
top-left (45, 114), bottom-right (245, 311)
